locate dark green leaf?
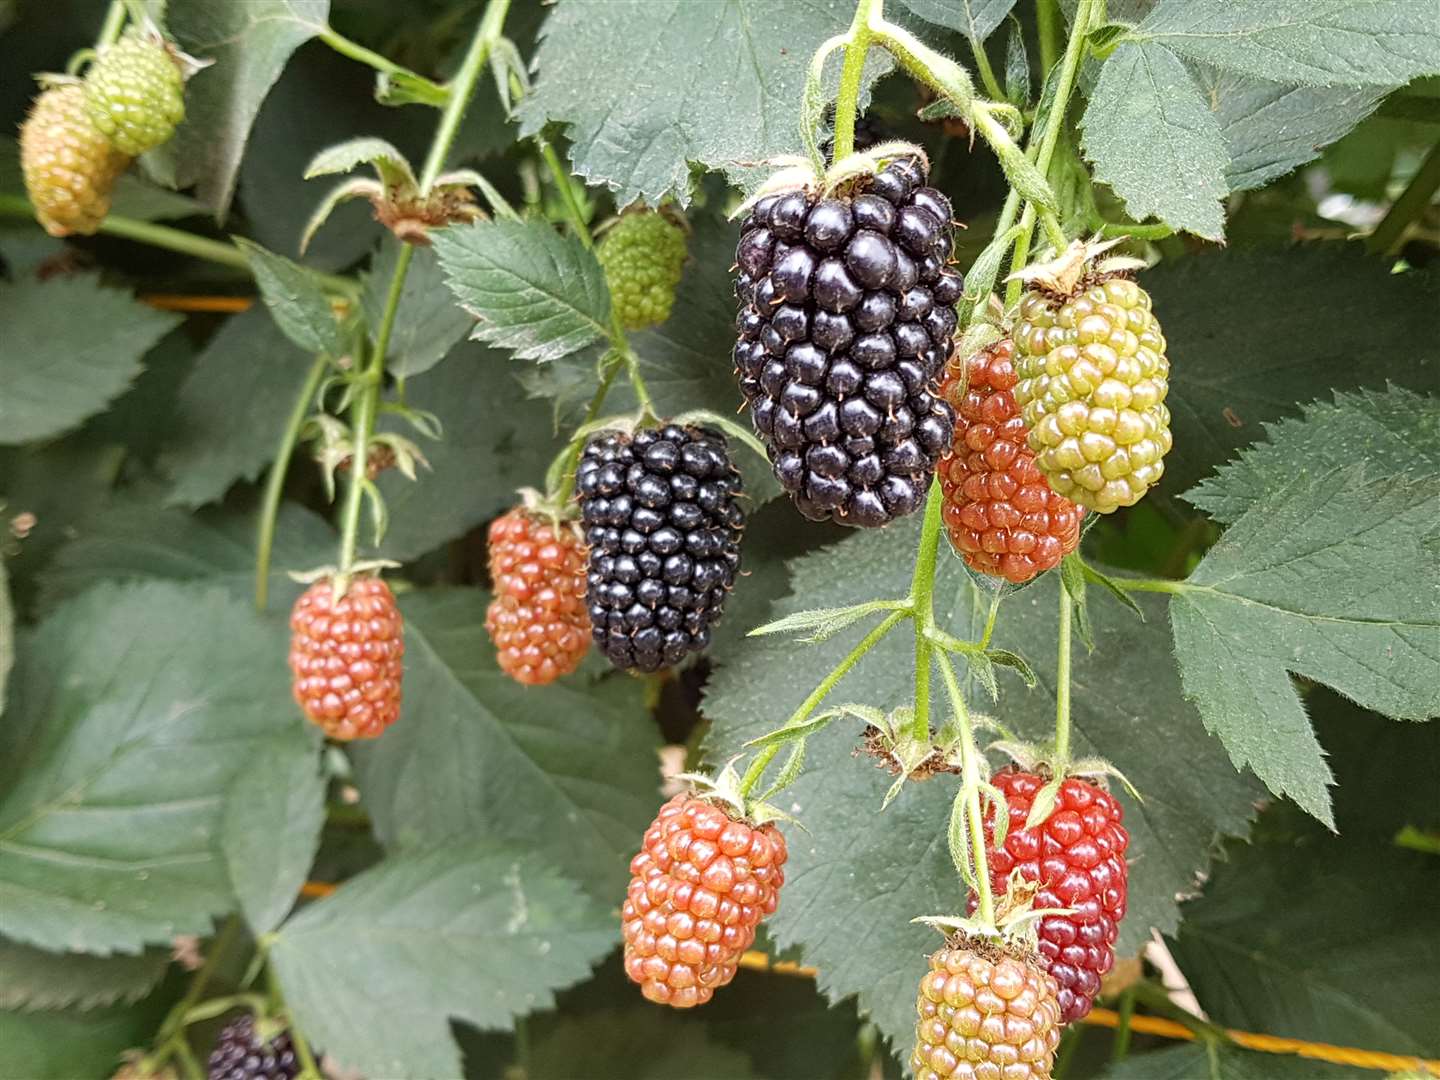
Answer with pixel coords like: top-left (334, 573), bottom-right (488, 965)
top-left (898, 0), bottom-right (1017, 42)
top-left (363, 244), bottom-right (473, 378)
top-left (0, 582), bottom-right (308, 953)
top-left (0, 559), bottom-right (11, 721)
top-left (268, 841), bottom-right (613, 1078)
top-left (1080, 41), bottom-right (1228, 239)
top-left (351, 589), bottom-right (659, 900)
top-left (1136, 0), bottom-right (1440, 87)
top-left (432, 219), bottom-right (610, 363)
top-left (703, 518), bottom-right (1259, 1051)
top-left (235, 238), bottom-right (345, 355)
top-left (0, 938), bottom-right (168, 1011)
top-left (1185, 387), bottom-right (1440, 525)
top-left (222, 735), bottom-right (324, 936)
top-left (160, 308), bottom-right (316, 508)
top-left (524, 1010), bottom-right (755, 1079)
top-left (1097, 1042), bottom-right (1372, 1079)
top-left (154, 0), bottom-right (331, 219)
top-left (0, 276), bottom-right (181, 446)
top-left (517, 0), bottom-right (892, 206)
top-left (0, 991), bottom-right (175, 1080)
top-left (1146, 247), bottom-right (1440, 501)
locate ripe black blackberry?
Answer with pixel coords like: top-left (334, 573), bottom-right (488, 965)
top-left (577, 424), bottom-right (745, 673)
top-left (206, 1015), bottom-right (298, 1080)
top-left (733, 153), bottom-right (961, 526)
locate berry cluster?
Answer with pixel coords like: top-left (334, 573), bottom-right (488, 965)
top-left (980, 770), bottom-right (1130, 1023)
top-left (206, 1016), bottom-right (298, 1080)
top-left (288, 575), bottom-right (404, 740)
top-left (622, 794), bottom-right (787, 1008)
top-left (733, 154), bottom-right (961, 526)
top-left (938, 340), bottom-right (1084, 584)
top-left (484, 508), bottom-right (592, 686)
top-left (598, 210), bottom-right (688, 331)
top-left (577, 425), bottom-right (745, 674)
top-left (83, 30), bottom-right (185, 156)
top-left (1014, 276), bottom-right (1171, 512)
top-left (19, 84), bottom-right (129, 237)
top-left (911, 938), bottom-right (1063, 1080)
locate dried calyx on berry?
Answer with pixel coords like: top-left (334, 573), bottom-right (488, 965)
top-left (484, 493), bottom-right (592, 686)
top-left (939, 338), bottom-right (1085, 584)
top-left (621, 765), bottom-right (789, 1008)
top-left (1011, 238), bottom-right (1171, 513)
top-left (733, 143), bottom-right (961, 527)
top-left (576, 422), bottom-right (745, 674)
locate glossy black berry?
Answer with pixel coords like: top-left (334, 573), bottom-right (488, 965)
top-left (732, 154), bottom-right (963, 527)
top-left (577, 426), bottom-right (744, 672)
top-left (207, 1016), bottom-right (298, 1080)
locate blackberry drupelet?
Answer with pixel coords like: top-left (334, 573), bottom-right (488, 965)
top-left (206, 1016), bottom-right (298, 1080)
top-left (577, 425), bottom-right (745, 673)
top-left (733, 154), bottom-right (960, 526)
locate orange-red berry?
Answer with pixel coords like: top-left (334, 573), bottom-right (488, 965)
top-left (484, 509), bottom-right (591, 686)
top-left (622, 794), bottom-right (787, 1008)
top-left (288, 576), bottom-right (403, 740)
top-left (911, 937), bottom-right (1063, 1080)
top-left (938, 340), bottom-right (1084, 584)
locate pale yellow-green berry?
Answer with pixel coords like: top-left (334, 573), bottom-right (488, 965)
top-left (598, 210), bottom-right (687, 331)
top-left (83, 31), bottom-right (185, 156)
top-left (20, 84), bottom-right (130, 237)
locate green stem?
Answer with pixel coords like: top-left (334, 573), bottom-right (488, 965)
top-left (978, 588), bottom-right (1003, 649)
top-left (418, 0), bottom-right (511, 193)
top-left (738, 608), bottom-right (909, 798)
top-left (1036, 0), bottom-right (1062, 75)
top-left (1367, 137), bottom-right (1440, 255)
top-left (172, 1040), bottom-right (203, 1080)
top-left (969, 35), bottom-right (1005, 102)
top-left (832, 0), bottom-right (883, 160)
top-left (908, 480), bottom-right (945, 742)
top-left (552, 353), bottom-right (625, 505)
top-left (0, 197), bottom-right (356, 294)
top-left (316, 25), bottom-right (446, 102)
top-left (937, 651), bottom-right (994, 924)
top-left (267, 966), bottom-right (322, 1079)
top-left (1098, 221), bottom-right (1175, 241)
top-left (153, 919), bottom-right (239, 1061)
top-left (539, 137), bottom-right (594, 249)
top-left (1112, 985), bottom-right (1138, 1062)
top-left (255, 355), bottom-right (329, 609)
top-left (96, 0), bottom-right (127, 47)
top-left (1055, 582), bottom-right (1073, 762)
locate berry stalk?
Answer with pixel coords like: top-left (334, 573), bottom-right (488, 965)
top-left (1055, 582), bottom-right (1073, 762)
top-left (907, 478), bottom-right (945, 744)
top-left (255, 355), bottom-right (330, 609)
top-left (937, 650), bottom-right (994, 925)
top-left (830, 0), bottom-right (883, 162)
top-left (95, 0), bottom-right (128, 50)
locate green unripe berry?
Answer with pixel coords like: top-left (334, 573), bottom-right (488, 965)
top-left (83, 31), bottom-right (185, 156)
top-left (598, 210), bottom-right (687, 331)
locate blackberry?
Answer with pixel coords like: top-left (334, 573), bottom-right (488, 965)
top-left (576, 424), bottom-right (745, 673)
top-left (733, 154), bottom-right (960, 526)
top-left (206, 1016), bottom-right (298, 1080)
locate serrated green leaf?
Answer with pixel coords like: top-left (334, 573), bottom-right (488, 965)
top-left (516, 0), bottom-right (892, 206)
top-left (0, 276), bottom-right (181, 446)
top-left (1136, 0), bottom-right (1440, 88)
top-left (1197, 66), bottom-right (1385, 192)
top-left (0, 938), bottom-right (169, 1012)
top-left (304, 136), bottom-right (416, 184)
top-left (268, 841), bottom-right (613, 1079)
top-left (38, 498), bottom-right (334, 612)
top-left (1147, 247), bottom-right (1440, 501)
top-left (222, 734), bottom-right (323, 936)
top-left (160, 308), bottom-right (316, 508)
top-left (432, 219), bottom-right (610, 363)
top-left (1004, 15), bottom-right (1032, 107)
top-left (1096, 1042), bottom-right (1373, 1079)
top-left (1186, 387), bottom-right (1440, 525)
top-left (350, 589), bottom-right (659, 900)
top-left (1171, 456), bottom-right (1440, 825)
top-left (362, 243), bottom-right (473, 378)
top-left (370, 341), bottom-right (557, 561)
top-left (703, 518), bottom-right (1259, 1051)
top-left (898, 0), bottom-right (1017, 41)
top-left (1080, 41), bottom-right (1228, 240)
top-left (234, 238), bottom-right (345, 355)
top-left (0, 990), bottom-right (176, 1080)
top-left (750, 599), bottom-right (907, 641)
top-left (0, 582), bottom-right (306, 953)
top-left (151, 0), bottom-right (331, 219)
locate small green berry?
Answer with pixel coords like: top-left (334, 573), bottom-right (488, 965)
top-left (83, 31), bottom-right (185, 156)
top-left (598, 210), bottom-right (687, 331)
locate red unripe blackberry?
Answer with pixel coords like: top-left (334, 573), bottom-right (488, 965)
top-left (288, 575), bottom-right (403, 740)
top-left (977, 770), bottom-right (1130, 1023)
top-left (484, 508), bottom-right (591, 686)
top-left (911, 937), bottom-right (1062, 1080)
top-left (622, 793), bottom-right (787, 1008)
top-left (733, 154), bottom-right (960, 527)
top-left (938, 340), bottom-right (1084, 584)
top-left (206, 1015), bottom-right (298, 1080)
top-left (577, 424), bottom-right (745, 673)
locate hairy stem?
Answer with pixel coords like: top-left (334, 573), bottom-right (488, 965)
top-left (738, 608), bottom-right (909, 798)
top-left (96, 0), bottom-right (127, 47)
top-left (908, 479), bottom-right (945, 742)
top-left (538, 137), bottom-right (594, 249)
top-left (832, 0), bottom-right (883, 161)
top-left (317, 24), bottom-right (446, 104)
top-left (969, 35), bottom-right (1005, 102)
top-left (938, 651), bottom-right (994, 923)
top-left (255, 355), bottom-right (330, 609)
